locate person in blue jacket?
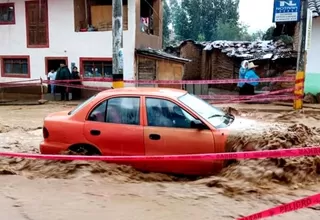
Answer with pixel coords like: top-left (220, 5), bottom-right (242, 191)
top-left (242, 62), bottom-right (260, 95)
top-left (238, 60), bottom-right (249, 95)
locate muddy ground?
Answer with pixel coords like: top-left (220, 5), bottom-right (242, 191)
top-left (0, 102), bottom-right (320, 220)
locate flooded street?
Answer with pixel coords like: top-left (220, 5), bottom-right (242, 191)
top-left (0, 103), bottom-right (320, 219)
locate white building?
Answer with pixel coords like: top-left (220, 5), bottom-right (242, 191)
top-left (305, 0), bottom-right (320, 94)
top-left (0, 0), bottom-right (180, 86)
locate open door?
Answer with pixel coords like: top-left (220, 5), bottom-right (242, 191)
top-left (45, 57), bottom-right (68, 73)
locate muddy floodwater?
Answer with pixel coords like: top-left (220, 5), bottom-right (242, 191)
top-left (1, 103), bottom-right (320, 220)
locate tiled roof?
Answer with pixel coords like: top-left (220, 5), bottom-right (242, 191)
top-left (194, 40), bottom-right (296, 61)
top-left (165, 39), bottom-right (297, 61)
top-left (309, 0), bottom-right (320, 17)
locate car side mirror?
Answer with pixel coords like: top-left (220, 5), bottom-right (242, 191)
top-left (191, 119), bottom-right (207, 130)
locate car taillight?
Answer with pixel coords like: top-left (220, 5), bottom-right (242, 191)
top-left (43, 127), bottom-right (49, 139)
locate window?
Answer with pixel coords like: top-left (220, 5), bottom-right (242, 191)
top-left (140, 0), bottom-right (160, 36)
top-left (146, 98), bottom-right (197, 129)
top-left (178, 93), bottom-right (233, 128)
top-left (25, 0), bottom-right (49, 48)
top-left (0, 56), bottom-right (30, 78)
top-left (88, 101), bottom-right (107, 122)
top-left (0, 3), bottom-right (15, 25)
top-left (80, 58), bottom-right (112, 78)
top-left (73, 0), bottom-right (128, 32)
top-left (88, 97), bottom-right (140, 125)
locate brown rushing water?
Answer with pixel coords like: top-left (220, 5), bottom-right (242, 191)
top-left (0, 103), bottom-right (320, 220)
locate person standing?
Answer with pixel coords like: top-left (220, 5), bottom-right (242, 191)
top-left (238, 60), bottom-right (248, 95)
top-left (55, 61), bottom-right (71, 101)
top-left (71, 66), bottom-right (82, 100)
top-left (47, 69), bottom-right (57, 94)
top-left (242, 62), bottom-right (260, 95)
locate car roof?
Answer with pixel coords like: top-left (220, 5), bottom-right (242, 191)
top-left (99, 87), bottom-right (188, 98)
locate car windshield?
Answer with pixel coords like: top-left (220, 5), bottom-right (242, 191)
top-left (68, 95), bottom-right (96, 115)
top-left (178, 93), bottom-right (233, 128)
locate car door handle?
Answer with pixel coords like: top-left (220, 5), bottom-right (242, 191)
top-left (149, 134), bottom-right (161, 140)
top-left (90, 129), bottom-right (101, 136)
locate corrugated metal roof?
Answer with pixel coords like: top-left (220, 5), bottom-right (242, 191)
top-left (166, 39), bottom-right (297, 61)
top-left (200, 40), bottom-right (296, 60)
top-left (309, 0), bottom-right (320, 17)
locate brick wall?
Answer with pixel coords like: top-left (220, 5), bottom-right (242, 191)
top-left (179, 42), bottom-right (203, 80)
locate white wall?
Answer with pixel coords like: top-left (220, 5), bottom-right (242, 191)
top-left (0, 0), bottom-right (136, 83)
top-left (305, 17), bottom-right (320, 94)
top-left (306, 17), bottom-right (320, 73)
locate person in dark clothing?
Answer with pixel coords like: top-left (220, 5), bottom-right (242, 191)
top-left (71, 66), bottom-right (82, 100)
top-left (55, 61), bottom-right (71, 101)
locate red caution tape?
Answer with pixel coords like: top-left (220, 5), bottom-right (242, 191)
top-left (44, 77), bottom-right (295, 85)
top-left (237, 193), bottom-right (320, 220)
top-left (0, 146), bottom-right (320, 161)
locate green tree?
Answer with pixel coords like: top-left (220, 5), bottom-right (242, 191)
top-left (170, 0), bottom-right (192, 40)
top-left (263, 26), bottom-right (276, 40)
top-left (215, 20), bottom-right (253, 41)
top-left (162, 0), bottom-right (171, 47)
top-left (250, 30), bottom-right (265, 41)
top-left (170, 0), bottom-right (244, 42)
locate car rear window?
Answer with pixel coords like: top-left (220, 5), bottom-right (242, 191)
top-left (68, 95), bottom-right (96, 115)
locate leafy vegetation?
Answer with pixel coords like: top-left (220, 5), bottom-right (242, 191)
top-left (162, 0), bottom-right (276, 47)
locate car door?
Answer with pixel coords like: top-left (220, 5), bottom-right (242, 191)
top-left (83, 96), bottom-right (145, 168)
top-left (143, 97), bottom-right (216, 175)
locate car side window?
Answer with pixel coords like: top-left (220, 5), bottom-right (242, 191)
top-left (146, 98), bottom-right (196, 129)
top-left (88, 101), bottom-right (107, 122)
top-left (106, 97), bottom-right (140, 125)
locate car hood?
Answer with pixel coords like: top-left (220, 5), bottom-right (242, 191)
top-left (223, 116), bottom-right (288, 152)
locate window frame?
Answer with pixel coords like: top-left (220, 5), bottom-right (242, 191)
top-left (144, 97), bottom-right (209, 130)
top-left (25, 0), bottom-right (49, 48)
top-left (86, 96), bottom-right (141, 126)
top-left (79, 57), bottom-right (113, 78)
top-left (0, 3), bottom-right (15, 25)
top-left (73, 0), bottom-right (129, 32)
top-left (0, 56), bottom-right (31, 78)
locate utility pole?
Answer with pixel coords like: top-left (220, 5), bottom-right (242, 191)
top-left (112, 0), bottom-right (124, 88)
top-left (293, 0), bottom-right (308, 110)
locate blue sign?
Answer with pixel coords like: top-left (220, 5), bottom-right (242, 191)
top-left (272, 0), bottom-right (301, 22)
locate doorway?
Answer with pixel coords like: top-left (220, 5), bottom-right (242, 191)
top-left (45, 57), bottom-right (68, 73)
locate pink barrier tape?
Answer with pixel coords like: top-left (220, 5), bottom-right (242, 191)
top-left (53, 83), bottom-right (110, 92)
top-left (45, 77), bottom-right (295, 85)
top-left (237, 193), bottom-right (320, 220)
top-left (124, 77), bottom-right (295, 85)
top-left (211, 95), bottom-right (300, 104)
top-left (0, 146), bottom-right (320, 161)
top-left (199, 87), bottom-right (295, 100)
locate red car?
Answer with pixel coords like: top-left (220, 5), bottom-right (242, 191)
top-left (40, 88), bottom-right (236, 175)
